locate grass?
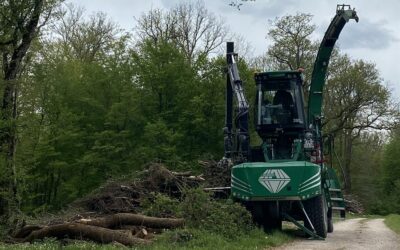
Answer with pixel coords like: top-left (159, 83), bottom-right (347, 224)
top-left (0, 228), bottom-right (293, 250)
top-left (384, 214), bottom-right (400, 235)
top-left (144, 228), bottom-right (292, 250)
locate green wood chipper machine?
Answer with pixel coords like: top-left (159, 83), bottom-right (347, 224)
top-left (221, 5), bottom-right (358, 239)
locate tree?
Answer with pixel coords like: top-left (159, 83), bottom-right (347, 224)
top-left (350, 132), bottom-right (385, 210)
top-left (263, 13), bottom-right (319, 98)
top-left (323, 56), bottom-right (397, 190)
top-left (0, 0), bottom-right (61, 220)
top-left (381, 130), bottom-right (400, 213)
top-left (267, 14), bottom-right (317, 70)
top-left (51, 4), bottom-right (121, 62)
top-left (135, 1), bottom-right (228, 64)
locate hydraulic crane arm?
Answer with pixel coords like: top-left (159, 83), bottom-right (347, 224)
top-left (227, 49), bottom-right (249, 112)
top-left (224, 42), bottom-right (250, 161)
top-left (307, 5), bottom-right (358, 123)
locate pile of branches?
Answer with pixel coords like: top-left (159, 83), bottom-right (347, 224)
top-left (7, 161), bottom-right (234, 246)
top-left (344, 194), bottom-right (365, 214)
top-left (9, 163), bottom-right (207, 246)
top-left (74, 163), bottom-right (204, 214)
top-left (71, 160), bottom-right (230, 216)
top-left (200, 158), bottom-right (232, 188)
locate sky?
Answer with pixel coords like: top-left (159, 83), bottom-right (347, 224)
top-left (68, 0), bottom-right (400, 98)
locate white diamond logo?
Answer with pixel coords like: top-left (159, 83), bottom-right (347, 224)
top-left (259, 169), bottom-right (290, 193)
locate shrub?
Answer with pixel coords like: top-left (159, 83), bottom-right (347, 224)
top-left (140, 188), bottom-right (254, 239)
top-left (180, 188), bottom-right (253, 239)
top-left (142, 193), bottom-right (181, 218)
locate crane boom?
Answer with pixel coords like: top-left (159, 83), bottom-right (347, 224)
top-left (224, 42), bottom-right (250, 161)
top-left (307, 5), bottom-right (358, 123)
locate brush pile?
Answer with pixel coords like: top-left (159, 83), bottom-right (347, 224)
top-left (11, 163), bottom-right (211, 246)
top-left (344, 194), bottom-right (365, 214)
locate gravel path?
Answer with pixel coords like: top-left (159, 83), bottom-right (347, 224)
top-left (275, 218), bottom-right (400, 250)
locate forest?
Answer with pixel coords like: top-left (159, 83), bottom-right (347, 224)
top-left (0, 0), bottom-right (400, 242)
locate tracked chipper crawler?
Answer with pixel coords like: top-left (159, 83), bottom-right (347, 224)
top-left (223, 5), bottom-right (358, 239)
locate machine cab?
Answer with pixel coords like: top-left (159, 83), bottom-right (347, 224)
top-left (255, 71), bottom-right (306, 138)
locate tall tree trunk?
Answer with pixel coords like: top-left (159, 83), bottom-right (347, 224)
top-left (0, 0), bottom-right (44, 219)
top-left (343, 130), bottom-right (353, 191)
top-left (2, 78), bottom-right (19, 215)
top-left (53, 170), bottom-right (61, 205)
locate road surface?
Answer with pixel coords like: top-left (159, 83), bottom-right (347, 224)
top-left (275, 218), bottom-right (400, 250)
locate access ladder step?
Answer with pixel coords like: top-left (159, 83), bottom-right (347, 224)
top-left (330, 197), bottom-right (344, 201)
top-left (329, 188), bottom-right (341, 192)
top-left (332, 206), bottom-right (345, 211)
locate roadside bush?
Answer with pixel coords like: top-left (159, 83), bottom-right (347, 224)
top-left (142, 193), bottom-right (181, 218)
top-left (138, 188), bottom-right (255, 239)
top-left (180, 188), bottom-right (212, 226)
top-left (180, 188), bottom-right (254, 238)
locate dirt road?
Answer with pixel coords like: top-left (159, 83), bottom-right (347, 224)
top-left (276, 218), bottom-right (400, 250)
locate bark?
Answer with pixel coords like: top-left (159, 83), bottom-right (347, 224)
top-left (343, 131), bottom-right (353, 191)
top-left (77, 213), bottom-right (184, 229)
top-left (20, 223), bottom-right (149, 246)
top-left (13, 225), bottom-right (43, 238)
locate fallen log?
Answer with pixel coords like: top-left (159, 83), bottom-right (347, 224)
top-left (20, 223), bottom-right (149, 246)
top-left (134, 228), bottom-right (148, 238)
top-left (13, 225), bottom-right (43, 238)
top-left (77, 213), bottom-right (184, 229)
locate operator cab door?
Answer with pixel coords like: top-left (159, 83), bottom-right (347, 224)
top-left (255, 72), bottom-right (306, 138)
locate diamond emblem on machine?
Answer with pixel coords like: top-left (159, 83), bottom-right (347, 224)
top-left (259, 169), bottom-right (291, 193)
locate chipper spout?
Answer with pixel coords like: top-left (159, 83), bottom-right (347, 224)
top-left (337, 4), bottom-right (359, 22)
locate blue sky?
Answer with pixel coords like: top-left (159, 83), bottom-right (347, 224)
top-left (68, 0), bottom-right (400, 98)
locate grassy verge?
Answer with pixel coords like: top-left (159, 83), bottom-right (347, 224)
top-left (144, 228), bottom-right (292, 250)
top-left (0, 229), bottom-right (292, 250)
top-left (384, 214), bottom-right (400, 235)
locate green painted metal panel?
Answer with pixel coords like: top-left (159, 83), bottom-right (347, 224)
top-left (231, 161), bottom-right (322, 201)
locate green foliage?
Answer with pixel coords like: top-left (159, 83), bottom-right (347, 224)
top-left (141, 188), bottom-right (255, 239)
top-left (142, 193), bottom-right (181, 218)
top-left (180, 188), bottom-right (211, 226)
top-left (350, 133), bottom-right (385, 212)
top-left (384, 214), bottom-right (400, 235)
top-left (267, 13), bottom-right (316, 72)
top-left (369, 132), bottom-right (400, 214)
top-left (13, 23), bottom-right (230, 211)
top-left (180, 188), bottom-right (253, 239)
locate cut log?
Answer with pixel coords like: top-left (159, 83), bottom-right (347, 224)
top-left (77, 213), bottom-right (184, 229)
top-left (21, 223), bottom-right (149, 246)
top-left (14, 225), bottom-right (43, 238)
top-left (134, 228), bottom-right (148, 238)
